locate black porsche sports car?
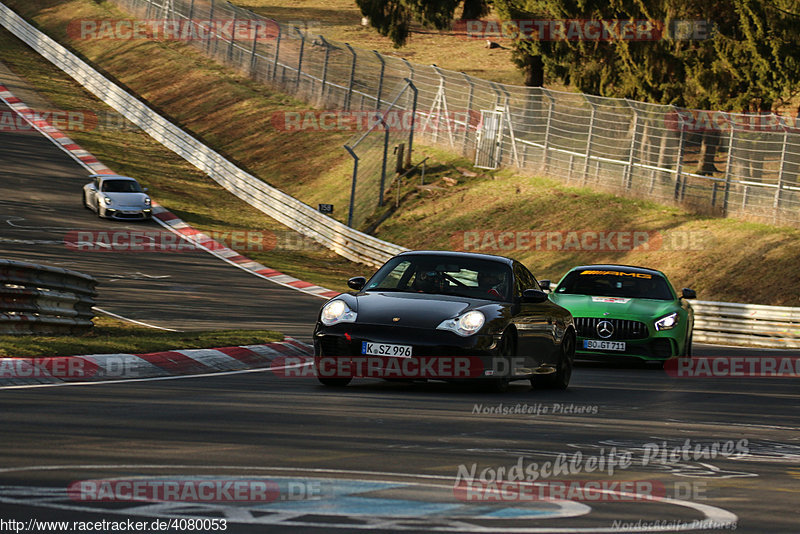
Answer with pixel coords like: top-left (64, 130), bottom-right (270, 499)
top-left (313, 251), bottom-right (576, 391)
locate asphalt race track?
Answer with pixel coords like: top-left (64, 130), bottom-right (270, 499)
top-left (2, 102), bottom-right (800, 534)
top-left (0, 101), bottom-right (324, 339)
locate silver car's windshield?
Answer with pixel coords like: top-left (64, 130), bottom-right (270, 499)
top-left (102, 180), bottom-right (142, 193)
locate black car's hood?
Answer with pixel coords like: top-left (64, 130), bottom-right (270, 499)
top-left (355, 291), bottom-right (472, 328)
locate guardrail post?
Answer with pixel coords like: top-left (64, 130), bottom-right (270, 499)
top-left (270, 22), bottom-right (281, 82)
top-left (345, 43), bottom-right (357, 111)
top-left (373, 50), bottom-right (385, 110)
top-left (583, 97), bottom-right (597, 184)
top-left (722, 119), bottom-right (735, 214)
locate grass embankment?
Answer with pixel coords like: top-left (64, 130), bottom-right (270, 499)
top-left (0, 317), bottom-right (283, 358)
top-left (236, 0), bottom-right (524, 85)
top-left (2, 0), bottom-right (800, 307)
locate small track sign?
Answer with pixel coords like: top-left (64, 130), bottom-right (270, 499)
top-left (318, 204), bottom-right (334, 214)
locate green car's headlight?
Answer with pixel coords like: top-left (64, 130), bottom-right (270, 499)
top-left (437, 310), bottom-right (485, 337)
top-left (655, 312), bottom-right (679, 331)
top-left (320, 300), bottom-right (357, 326)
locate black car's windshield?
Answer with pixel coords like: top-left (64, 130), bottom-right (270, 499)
top-left (556, 268), bottom-right (674, 300)
top-left (102, 180), bottom-right (142, 193)
top-left (365, 256), bottom-right (512, 302)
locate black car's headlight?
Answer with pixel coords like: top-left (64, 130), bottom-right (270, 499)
top-left (144, 197), bottom-right (152, 206)
top-left (437, 310), bottom-right (485, 337)
top-left (320, 300), bottom-right (357, 326)
top-left (655, 312), bottom-right (679, 331)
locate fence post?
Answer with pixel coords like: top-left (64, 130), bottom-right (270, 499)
top-left (542, 89), bottom-right (554, 173)
top-left (722, 119), bottom-right (735, 214)
top-left (674, 107), bottom-right (686, 200)
top-left (318, 35), bottom-right (331, 104)
top-left (270, 22), bottom-right (281, 82)
top-left (405, 78), bottom-right (417, 168)
top-left (373, 50), bottom-right (385, 110)
top-left (248, 20), bottom-right (260, 76)
top-left (345, 43), bottom-right (357, 111)
top-left (583, 97), bottom-right (597, 184)
top-left (774, 128), bottom-right (789, 222)
top-left (378, 114), bottom-right (389, 206)
top-left (624, 100), bottom-right (638, 190)
top-left (460, 72), bottom-right (474, 157)
top-left (345, 145), bottom-right (359, 227)
top-left (295, 27), bottom-right (305, 92)
top-left (187, 0), bottom-right (195, 24)
top-left (491, 82), bottom-right (520, 167)
top-left (205, 0), bottom-right (215, 54)
top-left (227, 10), bottom-right (237, 62)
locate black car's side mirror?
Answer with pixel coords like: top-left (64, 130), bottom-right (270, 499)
top-left (522, 289), bottom-right (548, 303)
top-left (539, 279), bottom-right (551, 291)
top-left (348, 276), bottom-right (367, 291)
top-left (681, 288), bottom-right (696, 299)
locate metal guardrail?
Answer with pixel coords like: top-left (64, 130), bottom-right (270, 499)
top-left (692, 301), bottom-right (800, 349)
top-left (0, 259), bottom-right (97, 334)
top-left (0, 2), bottom-right (407, 268)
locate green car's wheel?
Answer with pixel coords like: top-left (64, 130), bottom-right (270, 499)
top-left (533, 331), bottom-right (574, 390)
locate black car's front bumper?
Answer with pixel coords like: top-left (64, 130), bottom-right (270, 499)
top-left (314, 323), bottom-right (502, 380)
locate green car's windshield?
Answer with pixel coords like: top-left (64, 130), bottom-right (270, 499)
top-left (365, 256), bottom-right (512, 302)
top-left (556, 268), bottom-right (674, 300)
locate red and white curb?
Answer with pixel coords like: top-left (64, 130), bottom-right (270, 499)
top-left (0, 83), bottom-right (340, 300)
top-left (0, 338), bottom-right (313, 388)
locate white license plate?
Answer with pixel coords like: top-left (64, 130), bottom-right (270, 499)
top-left (584, 339), bottom-right (626, 351)
top-left (361, 342), bottom-right (412, 357)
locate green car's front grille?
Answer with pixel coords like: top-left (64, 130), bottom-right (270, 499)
top-left (574, 317), bottom-right (649, 340)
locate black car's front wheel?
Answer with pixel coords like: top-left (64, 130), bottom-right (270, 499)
top-left (533, 331), bottom-right (574, 390)
top-left (315, 354), bottom-right (352, 387)
top-left (482, 330), bottom-right (515, 393)
top-left (317, 377), bottom-right (352, 387)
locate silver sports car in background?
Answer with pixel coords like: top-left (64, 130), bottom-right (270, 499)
top-left (82, 175), bottom-right (152, 220)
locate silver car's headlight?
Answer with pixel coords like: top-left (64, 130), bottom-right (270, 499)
top-left (320, 300), bottom-right (357, 326)
top-left (655, 312), bottom-right (679, 331)
top-left (437, 310), bottom-right (485, 337)
top-left (103, 196), bottom-right (113, 206)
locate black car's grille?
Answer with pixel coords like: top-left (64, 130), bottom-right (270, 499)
top-left (574, 317), bottom-right (649, 340)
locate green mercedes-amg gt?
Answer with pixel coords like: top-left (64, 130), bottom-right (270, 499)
top-left (542, 265), bottom-right (695, 361)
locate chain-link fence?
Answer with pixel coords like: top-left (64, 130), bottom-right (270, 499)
top-left (110, 0), bottom-right (800, 228)
top-left (343, 80), bottom-right (417, 229)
